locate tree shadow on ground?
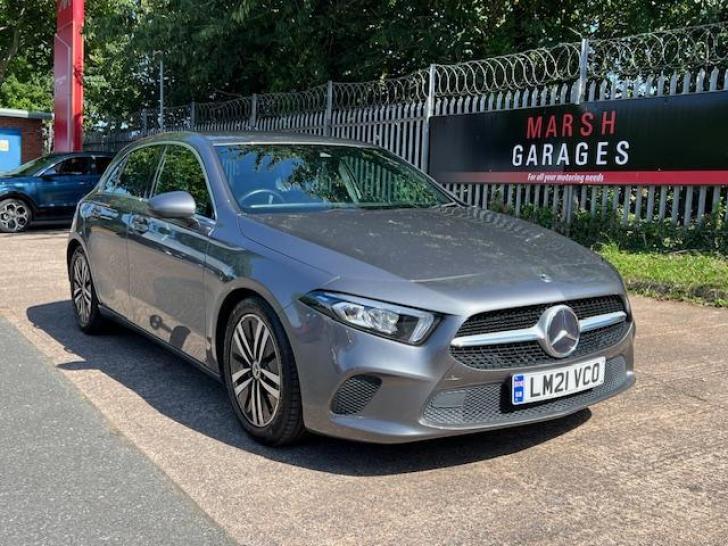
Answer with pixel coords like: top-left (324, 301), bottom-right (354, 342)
top-left (27, 300), bottom-right (590, 476)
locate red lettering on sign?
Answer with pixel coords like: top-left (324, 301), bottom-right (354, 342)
top-left (580, 112), bottom-right (594, 137)
top-left (601, 111), bottom-right (616, 135)
top-left (544, 115), bottom-right (558, 138)
top-left (526, 116), bottom-right (543, 139)
top-left (561, 113), bottom-right (574, 137)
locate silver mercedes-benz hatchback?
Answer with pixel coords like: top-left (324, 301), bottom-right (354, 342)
top-left (67, 132), bottom-right (635, 445)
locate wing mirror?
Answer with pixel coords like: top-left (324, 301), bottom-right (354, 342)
top-left (148, 191), bottom-right (197, 219)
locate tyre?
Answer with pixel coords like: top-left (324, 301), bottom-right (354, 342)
top-left (69, 247), bottom-right (106, 334)
top-left (0, 198), bottom-right (32, 233)
top-left (223, 298), bottom-right (305, 445)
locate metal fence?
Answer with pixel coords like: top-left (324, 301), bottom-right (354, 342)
top-left (85, 22), bottom-right (728, 228)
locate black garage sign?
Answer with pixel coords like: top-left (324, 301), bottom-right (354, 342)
top-left (428, 91), bottom-right (728, 185)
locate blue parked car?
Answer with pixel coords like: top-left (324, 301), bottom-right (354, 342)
top-left (0, 152), bottom-right (113, 233)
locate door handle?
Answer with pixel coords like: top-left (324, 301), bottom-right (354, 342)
top-left (130, 215), bottom-right (149, 234)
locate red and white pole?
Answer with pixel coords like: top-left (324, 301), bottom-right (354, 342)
top-left (53, 0), bottom-right (84, 152)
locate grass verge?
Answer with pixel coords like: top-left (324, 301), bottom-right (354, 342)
top-left (598, 242), bottom-right (728, 307)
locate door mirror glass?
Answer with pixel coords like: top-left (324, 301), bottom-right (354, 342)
top-left (148, 190), bottom-right (197, 219)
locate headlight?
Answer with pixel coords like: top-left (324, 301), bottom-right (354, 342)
top-left (301, 291), bottom-right (438, 345)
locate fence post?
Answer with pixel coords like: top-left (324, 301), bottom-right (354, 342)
top-left (421, 64), bottom-right (436, 173)
top-left (576, 38), bottom-right (589, 105)
top-left (250, 94), bottom-right (258, 130)
top-left (563, 38), bottom-right (589, 228)
top-left (141, 108), bottom-right (148, 134)
top-left (189, 101), bottom-right (196, 130)
top-left (324, 81), bottom-right (334, 136)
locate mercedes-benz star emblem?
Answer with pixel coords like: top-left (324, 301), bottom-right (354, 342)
top-left (537, 305), bottom-right (580, 358)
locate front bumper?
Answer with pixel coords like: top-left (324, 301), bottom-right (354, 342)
top-left (285, 301), bottom-right (635, 444)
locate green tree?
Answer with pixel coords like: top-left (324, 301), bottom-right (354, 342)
top-left (101, 0), bottom-right (727, 114)
top-left (5, 0), bottom-right (728, 120)
top-left (0, 0), bottom-right (55, 110)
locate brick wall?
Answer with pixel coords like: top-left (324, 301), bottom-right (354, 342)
top-left (0, 116), bottom-right (45, 163)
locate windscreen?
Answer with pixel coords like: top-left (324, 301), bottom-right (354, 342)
top-left (215, 144), bottom-right (453, 212)
top-left (4, 155), bottom-right (60, 176)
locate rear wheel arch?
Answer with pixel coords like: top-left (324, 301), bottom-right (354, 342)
top-left (66, 238), bottom-right (91, 279)
top-left (67, 239), bottom-right (82, 269)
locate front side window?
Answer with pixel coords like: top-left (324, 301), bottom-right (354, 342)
top-left (112, 146), bottom-right (163, 198)
top-left (215, 144), bottom-right (453, 213)
top-left (45, 156), bottom-right (94, 176)
top-left (155, 145), bottom-right (213, 217)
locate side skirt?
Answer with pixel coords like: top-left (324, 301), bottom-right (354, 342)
top-left (99, 305), bottom-right (222, 383)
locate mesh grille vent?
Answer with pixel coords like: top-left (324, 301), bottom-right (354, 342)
top-left (424, 357), bottom-right (628, 426)
top-left (456, 296), bottom-right (626, 337)
top-left (331, 375), bottom-right (382, 415)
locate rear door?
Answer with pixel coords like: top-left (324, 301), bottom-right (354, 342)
top-left (84, 146), bottom-right (163, 317)
top-left (126, 143), bottom-right (214, 365)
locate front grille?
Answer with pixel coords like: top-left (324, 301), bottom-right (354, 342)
top-left (451, 295), bottom-right (629, 370)
top-left (452, 321), bottom-right (629, 370)
top-left (331, 375), bottom-right (381, 415)
top-left (424, 357), bottom-right (628, 426)
top-left (455, 295), bottom-right (625, 337)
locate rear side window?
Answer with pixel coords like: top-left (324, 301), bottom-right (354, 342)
top-left (155, 145), bottom-right (213, 217)
top-left (93, 156), bottom-right (112, 175)
top-left (113, 146), bottom-right (163, 198)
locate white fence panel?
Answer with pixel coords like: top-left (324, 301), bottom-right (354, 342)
top-left (86, 22), bottom-right (728, 228)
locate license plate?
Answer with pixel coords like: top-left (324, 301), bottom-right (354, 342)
top-left (511, 357), bottom-right (606, 405)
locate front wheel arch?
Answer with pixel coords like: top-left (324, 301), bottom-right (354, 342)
top-left (0, 192), bottom-right (38, 215)
top-left (214, 287), bottom-right (280, 375)
top-left (0, 195), bottom-right (35, 232)
top-left (222, 296), bottom-right (305, 445)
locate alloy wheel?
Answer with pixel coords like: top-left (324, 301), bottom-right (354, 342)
top-left (0, 200), bottom-right (30, 232)
top-left (72, 254), bottom-right (93, 325)
top-left (229, 314), bottom-right (282, 427)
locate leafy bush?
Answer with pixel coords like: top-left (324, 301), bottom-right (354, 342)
top-left (509, 204), bottom-right (728, 306)
top-left (516, 205), bottom-right (728, 255)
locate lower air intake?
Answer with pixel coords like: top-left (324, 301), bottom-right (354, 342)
top-left (424, 357), bottom-right (628, 426)
top-left (331, 375), bottom-right (382, 415)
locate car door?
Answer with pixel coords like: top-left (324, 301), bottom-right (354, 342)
top-left (126, 143), bottom-right (214, 365)
top-left (84, 146), bottom-right (162, 318)
top-left (35, 156), bottom-right (96, 217)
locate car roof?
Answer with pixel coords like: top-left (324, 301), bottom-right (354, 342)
top-left (134, 131), bottom-right (377, 149)
top-left (46, 151), bottom-right (114, 158)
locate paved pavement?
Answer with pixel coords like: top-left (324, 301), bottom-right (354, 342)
top-left (1, 228), bottom-right (727, 546)
top-left (0, 316), bottom-right (235, 545)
